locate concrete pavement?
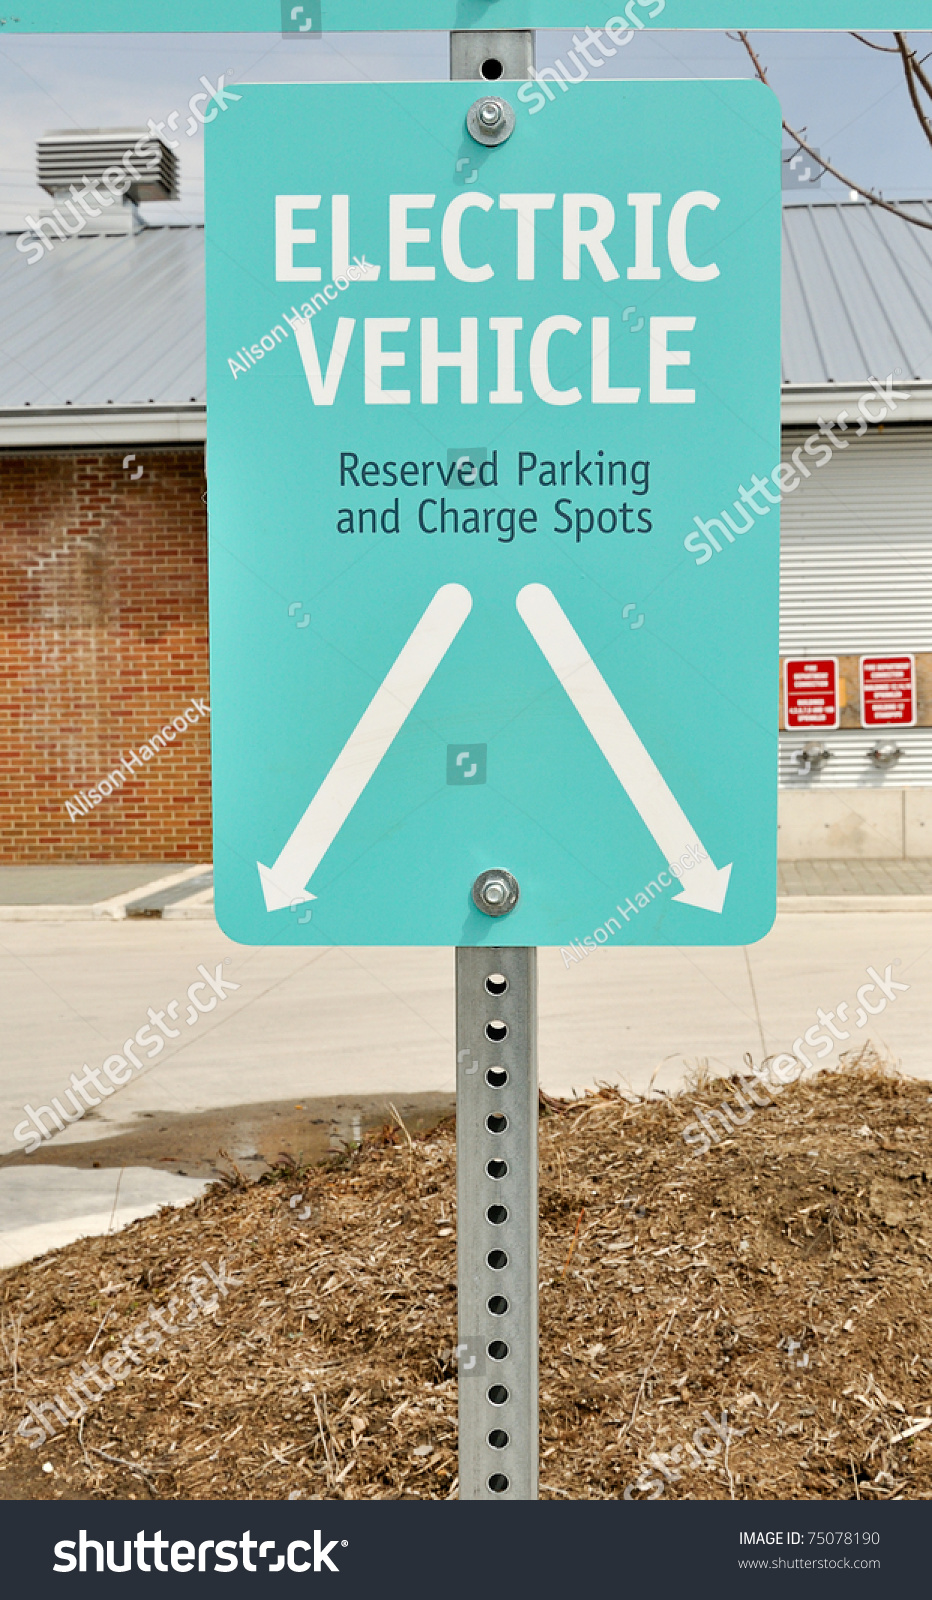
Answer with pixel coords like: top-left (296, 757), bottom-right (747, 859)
top-left (0, 1166), bottom-right (209, 1272)
top-left (0, 908), bottom-right (929, 1263)
top-left (6, 860), bottom-right (932, 921)
top-left (1, 910), bottom-right (929, 1130)
top-left (0, 864), bottom-right (211, 920)
top-left (0, 863), bottom-right (183, 904)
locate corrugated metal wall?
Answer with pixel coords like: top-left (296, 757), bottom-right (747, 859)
top-left (780, 424), bottom-right (932, 654)
top-left (778, 727), bottom-right (932, 788)
top-left (779, 422), bottom-right (932, 789)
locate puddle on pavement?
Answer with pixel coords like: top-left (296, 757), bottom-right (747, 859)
top-left (0, 1092), bottom-right (455, 1183)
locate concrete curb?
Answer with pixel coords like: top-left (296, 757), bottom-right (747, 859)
top-left (162, 887), bottom-right (215, 920)
top-left (0, 864), bottom-right (213, 921)
top-left (0, 905), bottom-right (94, 921)
top-left (94, 863), bottom-right (211, 919)
top-left (2, 894), bottom-right (930, 922)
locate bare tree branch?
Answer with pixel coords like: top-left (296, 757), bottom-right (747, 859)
top-left (734, 31), bottom-right (932, 232)
top-left (851, 29), bottom-right (932, 92)
top-left (894, 33), bottom-right (932, 154)
top-left (894, 30), bottom-right (932, 106)
top-left (849, 31), bottom-right (899, 53)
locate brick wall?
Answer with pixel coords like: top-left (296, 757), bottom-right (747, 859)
top-left (0, 447), bottom-right (210, 863)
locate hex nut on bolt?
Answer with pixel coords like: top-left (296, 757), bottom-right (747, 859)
top-left (472, 869), bottom-right (520, 918)
top-left (467, 96), bottom-right (516, 147)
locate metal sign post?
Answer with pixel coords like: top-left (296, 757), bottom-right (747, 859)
top-left (205, 35), bottom-right (781, 1508)
top-left (456, 933), bottom-right (538, 1500)
top-left (450, 30), bottom-right (539, 1503)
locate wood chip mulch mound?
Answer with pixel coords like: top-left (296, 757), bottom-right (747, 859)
top-left (2, 1050), bottom-right (931, 1501)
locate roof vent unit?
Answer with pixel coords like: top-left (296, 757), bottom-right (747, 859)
top-left (34, 128), bottom-right (178, 237)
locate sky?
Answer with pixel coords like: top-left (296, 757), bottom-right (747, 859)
top-left (0, 27), bottom-right (929, 229)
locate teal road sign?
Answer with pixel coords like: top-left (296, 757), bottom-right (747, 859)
top-left (11, 2), bottom-right (930, 30)
top-left (206, 78), bottom-right (781, 949)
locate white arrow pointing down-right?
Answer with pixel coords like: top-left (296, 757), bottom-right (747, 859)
top-left (516, 583), bottom-right (732, 914)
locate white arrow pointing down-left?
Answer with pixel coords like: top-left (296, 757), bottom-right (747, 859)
top-left (258, 583), bottom-right (472, 912)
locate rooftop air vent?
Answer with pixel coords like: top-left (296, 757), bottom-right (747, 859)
top-left (37, 128), bottom-right (178, 204)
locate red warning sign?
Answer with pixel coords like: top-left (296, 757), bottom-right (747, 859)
top-left (784, 658), bottom-right (840, 730)
top-left (860, 655), bottom-right (916, 728)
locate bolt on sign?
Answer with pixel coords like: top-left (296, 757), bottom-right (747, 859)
top-left (860, 655), bottom-right (916, 729)
top-left (10, 2), bottom-right (931, 29)
top-left (205, 79), bottom-right (780, 947)
top-left (784, 659), bottom-right (840, 732)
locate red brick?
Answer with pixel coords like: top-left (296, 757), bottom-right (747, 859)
top-left (0, 447), bottom-right (211, 862)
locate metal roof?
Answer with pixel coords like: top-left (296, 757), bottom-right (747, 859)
top-left (0, 199), bottom-right (931, 410)
top-left (0, 225), bottom-right (204, 408)
top-left (782, 199), bottom-right (932, 385)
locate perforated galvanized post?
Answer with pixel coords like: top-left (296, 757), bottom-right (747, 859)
top-left (455, 934), bottom-right (538, 1500)
top-left (451, 34), bottom-right (541, 1497)
top-left (451, 28), bottom-right (537, 1505)
top-left (450, 25), bottom-right (537, 1503)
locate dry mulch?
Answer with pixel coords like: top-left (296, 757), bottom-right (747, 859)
top-left (2, 1050), bottom-right (932, 1501)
